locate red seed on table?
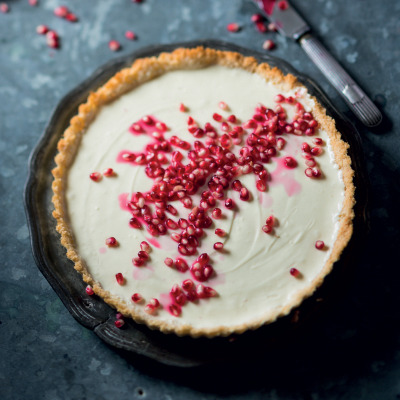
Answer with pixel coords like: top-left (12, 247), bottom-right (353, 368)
top-left (140, 241), bottom-right (150, 252)
top-left (251, 13), bottom-right (263, 23)
top-left (219, 101), bottom-right (228, 111)
top-left (213, 242), bottom-right (224, 251)
top-left (85, 285), bottom-right (94, 295)
top-left (278, 0), bottom-right (289, 10)
top-left (54, 6), bottom-right (69, 18)
top-left (215, 228), bottom-right (226, 237)
top-left (115, 319), bottom-right (125, 328)
top-left (290, 268), bottom-right (301, 278)
top-left (131, 293), bottom-right (143, 303)
top-left (0, 3), bottom-right (9, 13)
top-left (109, 40), bottom-right (121, 51)
top-left (226, 23), bottom-right (241, 33)
top-left (29, 0), bottom-right (38, 6)
top-left (89, 172), bottom-right (101, 181)
top-left (263, 40), bottom-right (275, 51)
top-left (315, 240), bottom-right (325, 250)
top-left (65, 13), bottom-right (78, 22)
top-left (115, 273), bottom-right (124, 285)
top-left (105, 237), bottom-right (118, 247)
top-left (125, 30), bottom-right (136, 40)
top-left (36, 25), bottom-right (49, 35)
top-left (284, 156), bottom-right (297, 168)
top-left (262, 224), bottom-right (273, 234)
top-left (103, 168), bottom-right (114, 177)
top-left (164, 257), bottom-right (174, 267)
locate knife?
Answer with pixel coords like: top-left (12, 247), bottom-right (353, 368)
top-left (254, 0), bottom-right (382, 127)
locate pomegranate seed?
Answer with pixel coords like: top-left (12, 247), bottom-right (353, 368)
top-left (105, 237), bottom-right (118, 247)
top-left (305, 158), bottom-right (317, 168)
top-left (266, 215), bottom-right (275, 226)
top-left (275, 94), bottom-right (285, 103)
top-left (149, 298), bottom-right (160, 308)
top-left (312, 167), bottom-right (322, 178)
top-left (115, 273), bottom-right (124, 285)
top-left (175, 258), bottom-right (189, 272)
top-left (129, 217), bottom-right (141, 229)
top-left (140, 241), bottom-right (150, 253)
top-left (263, 40), bottom-right (275, 50)
top-left (213, 113), bottom-right (223, 122)
top-left (251, 13), bottom-right (263, 23)
top-left (239, 187), bottom-right (250, 201)
top-left (115, 319), bottom-right (125, 328)
top-left (46, 31), bottom-right (60, 49)
top-left (278, 0), bottom-right (289, 10)
top-left (255, 21), bottom-right (267, 33)
top-left (132, 257), bottom-right (144, 267)
top-left (228, 114), bottom-right (237, 123)
top-left (36, 25), bottom-right (49, 35)
top-left (125, 30), bottom-right (136, 40)
top-left (85, 285), bottom-right (94, 295)
top-left (164, 257), bottom-right (174, 267)
top-left (171, 233), bottom-right (181, 242)
top-left (182, 279), bottom-right (194, 291)
top-left (290, 268), bottom-right (301, 278)
top-left (225, 198), bottom-right (234, 209)
top-left (54, 6), bottom-right (69, 18)
top-left (204, 286), bottom-right (218, 298)
top-left (213, 242), bottom-right (224, 251)
top-left (284, 157), bottom-right (297, 169)
top-left (166, 218), bottom-right (178, 229)
top-left (277, 138), bottom-right (286, 150)
top-left (169, 304), bottom-right (182, 317)
top-left (212, 208), bottom-right (222, 219)
top-left (268, 22), bottom-right (278, 31)
top-left (144, 305), bottom-right (156, 314)
top-left (311, 146), bottom-right (323, 156)
top-left (305, 168), bottom-right (314, 178)
top-left (66, 13), bottom-right (78, 22)
top-left (196, 284), bottom-right (206, 298)
top-left (197, 253), bottom-right (210, 265)
top-left (215, 228), bottom-right (226, 237)
top-left (89, 172), bottom-right (102, 181)
top-left (179, 103), bottom-right (187, 112)
top-left (302, 142), bottom-right (311, 153)
top-left (138, 250), bottom-right (149, 260)
top-left (108, 40), bottom-right (121, 51)
top-left (226, 23), bottom-right (241, 33)
top-left (219, 101), bottom-right (229, 111)
top-left (178, 218), bottom-right (189, 229)
top-left (262, 224), bottom-right (273, 234)
top-left (232, 179), bottom-right (242, 191)
top-left (315, 240), bottom-right (325, 250)
top-left (0, 2), bottom-right (8, 12)
top-left (166, 204), bottom-right (178, 215)
top-left (256, 180), bottom-right (267, 192)
top-left (313, 138), bottom-right (323, 146)
top-left (131, 293), bottom-right (143, 303)
top-left (103, 168), bottom-right (114, 177)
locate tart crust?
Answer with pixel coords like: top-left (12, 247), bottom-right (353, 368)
top-left (52, 47), bottom-right (355, 338)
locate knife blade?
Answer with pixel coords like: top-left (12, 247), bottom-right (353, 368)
top-left (254, 0), bottom-right (382, 127)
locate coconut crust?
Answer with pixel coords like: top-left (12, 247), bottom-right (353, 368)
top-left (51, 47), bottom-right (355, 338)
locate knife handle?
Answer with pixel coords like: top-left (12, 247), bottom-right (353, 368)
top-left (299, 33), bottom-right (382, 127)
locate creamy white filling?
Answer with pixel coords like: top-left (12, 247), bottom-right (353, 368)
top-left (66, 66), bottom-right (344, 331)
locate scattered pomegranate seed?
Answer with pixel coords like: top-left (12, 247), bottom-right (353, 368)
top-left (239, 187), bottom-right (250, 201)
top-left (103, 168), bottom-right (114, 177)
top-left (266, 215), bottom-right (275, 226)
top-left (213, 242), bottom-right (224, 251)
top-left (115, 273), bottom-right (124, 285)
top-left (219, 101), bottom-right (228, 111)
top-left (278, 0), bottom-right (289, 10)
top-left (164, 257), bottom-right (174, 267)
top-left (179, 103), bottom-right (187, 112)
top-left (138, 250), bottom-right (149, 260)
top-left (226, 23), bottom-right (241, 33)
top-left (46, 31), bottom-right (60, 49)
top-left (132, 0), bottom-right (143, 3)
top-left (231, 180), bottom-right (242, 191)
top-left (144, 304), bottom-right (156, 314)
top-left (255, 21), bottom-right (267, 33)
top-left (54, 6), bottom-right (69, 18)
top-left (215, 228), bottom-right (226, 237)
top-left (305, 168), bottom-right (314, 178)
top-left (256, 180), bottom-right (267, 192)
top-left (36, 25), bottom-right (49, 35)
top-left (268, 22), bottom-right (278, 32)
top-left (115, 319), bottom-right (125, 328)
top-left (225, 198), bottom-right (234, 210)
top-left (109, 40), bottom-right (121, 52)
top-left (169, 304), bottom-right (182, 317)
top-left (262, 224), bottom-right (273, 234)
top-left (89, 172), bottom-right (102, 182)
top-left (105, 237), bottom-right (118, 247)
top-left (275, 94), bottom-right (285, 103)
top-left (85, 285), bottom-right (94, 295)
top-left (175, 258), bottom-right (189, 272)
top-left (313, 138), bottom-right (323, 146)
top-left (213, 113), bottom-right (222, 122)
top-left (131, 293), bottom-right (143, 303)
top-left (263, 39), bottom-right (275, 51)
top-left (65, 13), bottom-right (78, 22)
top-left (315, 240), bottom-right (325, 250)
top-left (290, 268), bottom-right (301, 278)
top-left (129, 217), bottom-right (141, 229)
top-left (125, 30), bottom-right (136, 40)
top-left (0, 3), bottom-right (9, 13)
top-left (29, 0), bottom-right (38, 6)
top-left (251, 13), bottom-right (263, 23)
top-left (311, 146), bottom-right (323, 156)
top-left (284, 156), bottom-right (297, 169)
top-left (211, 208), bottom-right (222, 219)
top-left (140, 241), bottom-right (150, 252)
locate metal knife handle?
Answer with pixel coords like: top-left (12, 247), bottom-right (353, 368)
top-left (300, 33), bottom-right (382, 127)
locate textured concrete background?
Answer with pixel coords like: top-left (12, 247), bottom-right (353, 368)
top-left (1, 1), bottom-right (400, 399)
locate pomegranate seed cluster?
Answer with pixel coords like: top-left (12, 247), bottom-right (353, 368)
top-left (89, 95), bottom-right (327, 317)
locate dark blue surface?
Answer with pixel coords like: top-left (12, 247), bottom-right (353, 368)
top-left (1, 1), bottom-right (399, 399)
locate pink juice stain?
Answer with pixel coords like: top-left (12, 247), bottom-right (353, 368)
top-left (260, 0), bottom-right (276, 15)
top-left (270, 157), bottom-right (302, 197)
top-left (133, 264), bottom-right (154, 281)
top-left (146, 237), bottom-right (161, 248)
top-left (99, 247), bottom-right (106, 254)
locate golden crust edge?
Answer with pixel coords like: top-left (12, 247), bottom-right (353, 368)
top-left (51, 46), bottom-right (355, 338)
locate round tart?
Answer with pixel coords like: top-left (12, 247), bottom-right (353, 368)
top-left (52, 47), bottom-right (355, 337)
